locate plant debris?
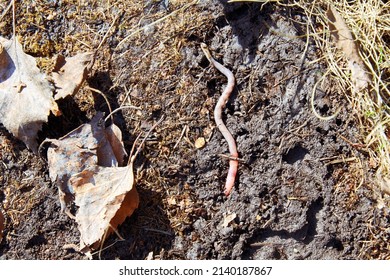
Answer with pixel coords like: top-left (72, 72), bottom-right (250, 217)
top-left (326, 5), bottom-right (370, 93)
top-left (0, 36), bottom-right (95, 153)
top-left (194, 137), bottom-right (206, 149)
top-left (47, 112), bottom-right (138, 253)
top-left (46, 113), bottom-right (103, 212)
top-left (71, 164), bottom-right (138, 251)
top-left (0, 36), bottom-right (59, 153)
top-left (51, 52), bottom-right (94, 100)
top-left (221, 212), bottom-right (236, 228)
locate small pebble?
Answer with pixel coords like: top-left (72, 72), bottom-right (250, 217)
top-left (195, 137), bottom-right (206, 149)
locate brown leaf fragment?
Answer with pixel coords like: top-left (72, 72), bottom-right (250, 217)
top-left (51, 52), bottom-right (94, 100)
top-left (103, 123), bottom-right (127, 166)
top-left (327, 5), bottom-right (370, 92)
top-left (47, 112), bottom-right (128, 213)
top-left (47, 113), bottom-right (104, 211)
top-left (0, 37), bottom-right (59, 153)
top-left (96, 124), bottom-right (123, 168)
top-left (70, 164), bottom-right (139, 250)
top-left (221, 212), bottom-right (237, 228)
top-left (195, 137), bottom-right (206, 149)
top-left (0, 209), bottom-right (4, 242)
top-left (327, 5), bottom-right (359, 63)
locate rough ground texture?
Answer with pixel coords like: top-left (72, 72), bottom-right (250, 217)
top-left (0, 0), bottom-right (388, 259)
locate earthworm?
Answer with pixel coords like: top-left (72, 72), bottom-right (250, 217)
top-left (201, 43), bottom-right (238, 196)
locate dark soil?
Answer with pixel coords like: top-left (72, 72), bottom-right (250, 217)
top-left (0, 0), bottom-right (386, 260)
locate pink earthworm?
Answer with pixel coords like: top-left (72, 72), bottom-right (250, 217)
top-left (201, 43), bottom-right (238, 196)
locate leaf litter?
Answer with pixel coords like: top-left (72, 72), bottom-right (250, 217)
top-left (326, 5), bottom-right (371, 93)
top-left (50, 52), bottom-right (94, 100)
top-left (0, 36), bottom-right (95, 153)
top-left (0, 36), bottom-right (59, 153)
top-left (70, 164), bottom-right (138, 252)
top-left (0, 34), bottom-right (138, 255)
top-left (46, 112), bottom-right (139, 254)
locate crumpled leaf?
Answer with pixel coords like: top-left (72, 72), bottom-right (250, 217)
top-left (0, 36), bottom-right (59, 153)
top-left (47, 113), bottom-right (103, 211)
top-left (51, 52), bottom-right (94, 100)
top-left (47, 112), bottom-right (124, 211)
top-left (96, 123), bottom-right (127, 168)
top-left (47, 112), bottom-right (138, 253)
top-left (103, 124), bottom-right (127, 166)
top-left (70, 164), bottom-right (139, 250)
top-left (0, 209), bottom-right (4, 242)
top-left (327, 5), bottom-right (370, 93)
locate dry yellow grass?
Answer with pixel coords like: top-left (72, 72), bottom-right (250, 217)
top-left (236, 0), bottom-right (390, 191)
top-left (232, 0), bottom-right (390, 259)
top-left (295, 0), bottom-right (390, 259)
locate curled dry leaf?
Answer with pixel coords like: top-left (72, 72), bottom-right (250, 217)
top-left (103, 124), bottom-right (127, 166)
top-left (51, 52), bottom-right (94, 100)
top-left (47, 112), bottom-right (125, 210)
top-left (0, 37), bottom-right (59, 153)
top-left (0, 209), bottom-right (4, 242)
top-left (70, 164), bottom-right (139, 251)
top-left (96, 123), bottom-right (127, 167)
top-left (327, 5), bottom-right (370, 93)
top-left (47, 112), bottom-right (137, 253)
top-left (47, 113), bottom-right (102, 210)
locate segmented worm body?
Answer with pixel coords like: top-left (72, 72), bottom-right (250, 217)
top-left (201, 43), bottom-right (238, 196)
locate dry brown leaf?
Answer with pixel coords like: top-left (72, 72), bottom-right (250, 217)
top-left (327, 5), bottom-right (370, 92)
top-left (70, 164), bottom-right (139, 250)
top-left (51, 52), bottom-right (94, 100)
top-left (104, 124), bottom-right (127, 166)
top-left (97, 123), bottom-right (127, 167)
top-left (0, 37), bottom-right (59, 153)
top-left (46, 111), bottom-right (138, 253)
top-left (0, 209), bottom-right (4, 242)
top-left (47, 113), bottom-right (102, 210)
top-left (47, 112), bottom-right (124, 211)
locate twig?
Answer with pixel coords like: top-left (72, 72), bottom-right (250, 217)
top-left (173, 125), bottom-right (188, 150)
top-left (104, 105), bottom-right (142, 124)
top-left (96, 14), bottom-right (118, 51)
top-left (85, 86), bottom-right (113, 122)
top-left (218, 153), bottom-right (245, 163)
top-left (0, 0), bottom-right (12, 22)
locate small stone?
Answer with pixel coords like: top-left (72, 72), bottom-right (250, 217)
top-left (195, 137), bottom-right (206, 149)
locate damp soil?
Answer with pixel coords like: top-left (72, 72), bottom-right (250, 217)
top-left (0, 0), bottom-right (386, 260)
